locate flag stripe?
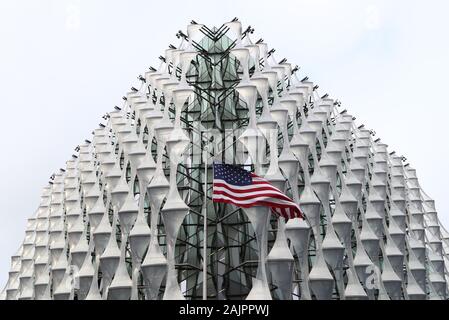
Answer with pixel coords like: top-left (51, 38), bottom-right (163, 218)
top-left (212, 183), bottom-right (293, 201)
top-left (215, 202), bottom-right (296, 219)
top-left (213, 196), bottom-right (300, 212)
top-left (212, 192), bottom-right (301, 208)
top-left (213, 179), bottom-right (281, 191)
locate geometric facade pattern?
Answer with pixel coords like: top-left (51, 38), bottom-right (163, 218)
top-left (2, 19), bottom-right (449, 300)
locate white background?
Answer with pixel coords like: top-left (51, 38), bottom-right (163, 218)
top-left (1, 0), bottom-right (448, 289)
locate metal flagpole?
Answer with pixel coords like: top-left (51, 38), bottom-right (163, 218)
top-left (202, 145), bottom-right (208, 300)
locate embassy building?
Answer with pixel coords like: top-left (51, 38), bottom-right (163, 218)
top-left (2, 19), bottom-right (449, 300)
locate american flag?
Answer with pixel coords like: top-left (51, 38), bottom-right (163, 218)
top-left (212, 163), bottom-right (303, 220)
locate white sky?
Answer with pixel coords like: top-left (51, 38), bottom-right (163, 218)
top-left (1, 0), bottom-right (448, 288)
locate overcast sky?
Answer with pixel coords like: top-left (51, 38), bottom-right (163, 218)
top-left (1, 0), bottom-right (448, 289)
